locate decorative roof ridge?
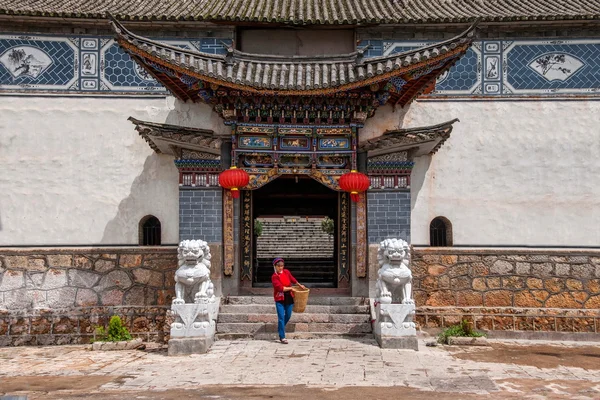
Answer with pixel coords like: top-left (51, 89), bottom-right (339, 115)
top-left (128, 116), bottom-right (216, 136)
top-left (230, 48), bottom-right (362, 64)
top-left (384, 118), bottom-right (460, 135)
top-left (108, 13), bottom-right (226, 62)
top-left (361, 118), bottom-right (459, 155)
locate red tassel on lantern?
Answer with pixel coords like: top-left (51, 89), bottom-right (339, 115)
top-left (218, 167), bottom-right (250, 198)
top-left (339, 170), bottom-right (370, 202)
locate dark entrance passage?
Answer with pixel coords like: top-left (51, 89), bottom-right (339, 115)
top-left (252, 176), bottom-right (338, 288)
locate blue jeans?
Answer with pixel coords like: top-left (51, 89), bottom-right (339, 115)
top-left (275, 301), bottom-right (293, 339)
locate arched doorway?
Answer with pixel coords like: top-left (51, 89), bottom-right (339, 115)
top-left (243, 176), bottom-right (348, 288)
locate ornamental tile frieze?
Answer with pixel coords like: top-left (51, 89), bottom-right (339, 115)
top-left (0, 34), bottom-right (231, 94)
top-left (1, 33), bottom-right (598, 96)
top-left (361, 38), bottom-right (600, 96)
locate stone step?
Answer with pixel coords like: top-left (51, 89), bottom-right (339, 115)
top-left (224, 296), bottom-right (367, 306)
top-left (215, 332), bottom-right (371, 341)
top-left (215, 322), bottom-right (372, 334)
top-left (217, 313), bottom-right (369, 324)
top-left (219, 304), bottom-right (369, 314)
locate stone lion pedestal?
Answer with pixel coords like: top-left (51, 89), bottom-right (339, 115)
top-left (168, 239), bottom-right (220, 356)
top-left (373, 303), bottom-right (418, 350)
top-left (372, 238), bottom-right (419, 351)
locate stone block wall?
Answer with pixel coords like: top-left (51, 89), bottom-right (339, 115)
top-left (179, 189), bottom-right (223, 242)
top-left (0, 247), bottom-right (179, 346)
top-left (367, 191), bottom-right (410, 244)
top-left (412, 249), bottom-right (600, 333)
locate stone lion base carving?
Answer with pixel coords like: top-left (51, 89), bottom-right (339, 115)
top-left (168, 239), bottom-right (219, 356)
top-left (373, 303), bottom-right (418, 350)
top-left (168, 337), bottom-right (214, 356)
top-left (373, 238), bottom-right (418, 350)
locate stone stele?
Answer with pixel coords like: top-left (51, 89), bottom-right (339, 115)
top-left (168, 239), bottom-right (220, 356)
top-left (373, 238), bottom-right (418, 350)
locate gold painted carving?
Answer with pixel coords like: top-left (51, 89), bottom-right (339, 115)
top-left (223, 190), bottom-right (234, 276)
top-left (356, 192), bottom-right (367, 278)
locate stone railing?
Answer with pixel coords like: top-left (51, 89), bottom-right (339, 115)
top-left (411, 248), bottom-right (600, 334)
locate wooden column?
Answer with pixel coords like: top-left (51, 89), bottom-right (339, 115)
top-left (356, 192), bottom-right (367, 278)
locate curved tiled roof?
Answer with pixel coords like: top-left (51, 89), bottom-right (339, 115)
top-left (360, 118), bottom-right (459, 155)
top-left (0, 0), bottom-right (598, 24)
top-left (110, 16), bottom-right (476, 94)
top-left (129, 117), bottom-right (223, 156)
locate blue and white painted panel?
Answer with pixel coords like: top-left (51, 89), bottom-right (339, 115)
top-left (379, 40), bottom-right (482, 95)
top-left (503, 40), bottom-right (600, 95)
top-left (0, 33), bottom-right (232, 94)
top-left (0, 35), bottom-right (79, 90)
top-left (363, 38), bottom-right (600, 96)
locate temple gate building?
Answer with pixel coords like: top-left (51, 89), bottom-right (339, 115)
top-left (0, 1), bottom-right (599, 344)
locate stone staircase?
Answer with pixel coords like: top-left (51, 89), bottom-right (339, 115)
top-left (255, 217), bottom-right (336, 286)
top-left (216, 296), bottom-right (372, 340)
top-left (256, 217), bottom-right (334, 260)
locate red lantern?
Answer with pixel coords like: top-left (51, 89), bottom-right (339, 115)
top-left (339, 170), bottom-right (370, 202)
top-left (218, 167), bottom-right (249, 198)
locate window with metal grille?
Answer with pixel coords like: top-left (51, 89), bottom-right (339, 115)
top-left (430, 217), bottom-right (452, 247)
top-left (140, 216), bottom-right (161, 246)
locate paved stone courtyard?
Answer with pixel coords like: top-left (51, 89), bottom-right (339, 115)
top-left (1, 338), bottom-right (600, 399)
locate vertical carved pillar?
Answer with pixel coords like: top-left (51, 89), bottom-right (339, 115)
top-left (356, 192), bottom-right (367, 278)
top-left (338, 192), bottom-right (350, 283)
top-left (240, 190), bottom-right (252, 281)
top-left (223, 189), bottom-right (234, 276)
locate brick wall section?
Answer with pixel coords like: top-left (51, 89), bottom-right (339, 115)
top-left (412, 249), bottom-right (600, 333)
top-left (367, 191), bottom-right (410, 244)
top-left (179, 189), bottom-right (222, 242)
top-left (0, 247), bottom-right (178, 346)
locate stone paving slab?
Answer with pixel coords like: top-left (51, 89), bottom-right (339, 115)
top-left (0, 338), bottom-right (600, 399)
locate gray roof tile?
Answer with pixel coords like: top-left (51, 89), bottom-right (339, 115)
top-left (0, 0), bottom-right (598, 23)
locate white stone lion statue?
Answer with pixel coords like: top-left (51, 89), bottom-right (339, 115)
top-left (173, 239), bottom-right (214, 304)
top-left (376, 238), bottom-right (414, 305)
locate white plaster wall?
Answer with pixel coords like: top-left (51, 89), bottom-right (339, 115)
top-left (393, 100), bottom-right (600, 246)
top-left (0, 96), bottom-right (226, 245)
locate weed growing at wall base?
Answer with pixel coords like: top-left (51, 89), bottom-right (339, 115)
top-left (438, 319), bottom-right (486, 344)
top-left (93, 315), bottom-right (132, 342)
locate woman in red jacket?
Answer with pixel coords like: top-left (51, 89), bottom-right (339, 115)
top-left (271, 257), bottom-right (306, 344)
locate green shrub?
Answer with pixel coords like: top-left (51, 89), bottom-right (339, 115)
top-left (93, 315), bottom-right (132, 342)
top-left (321, 217), bottom-right (334, 236)
top-left (437, 319), bottom-right (486, 344)
top-left (254, 219), bottom-right (263, 237)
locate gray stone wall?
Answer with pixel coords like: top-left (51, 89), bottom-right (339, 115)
top-left (367, 191), bottom-right (410, 244)
top-left (0, 247), bottom-right (178, 345)
top-left (179, 189), bottom-right (222, 243)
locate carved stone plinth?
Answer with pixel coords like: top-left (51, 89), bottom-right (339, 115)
top-left (168, 337), bottom-right (214, 356)
top-left (170, 299), bottom-right (219, 338)
top-left (373, 303), bottom-right (418, 351)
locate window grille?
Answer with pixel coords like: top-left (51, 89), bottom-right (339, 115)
top-left (430, 217), bottom-right (452, 247)
top-left (141, 216), bottom-right (161, 246)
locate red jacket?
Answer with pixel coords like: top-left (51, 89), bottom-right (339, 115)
top-left (271, 269), bottom-right (298, 302)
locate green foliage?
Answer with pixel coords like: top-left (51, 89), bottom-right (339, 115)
top-left (254, 219), bottom-right (263, 237)
top-left (93, 315), bottom-right (132, 342)
top-left (321, 217), bottom-right (334, 236)
top-left (437, 320), bottom-right (486, 344)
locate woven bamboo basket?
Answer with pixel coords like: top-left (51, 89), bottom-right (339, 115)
top-left (292, 287), bottom-right (310, 313)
